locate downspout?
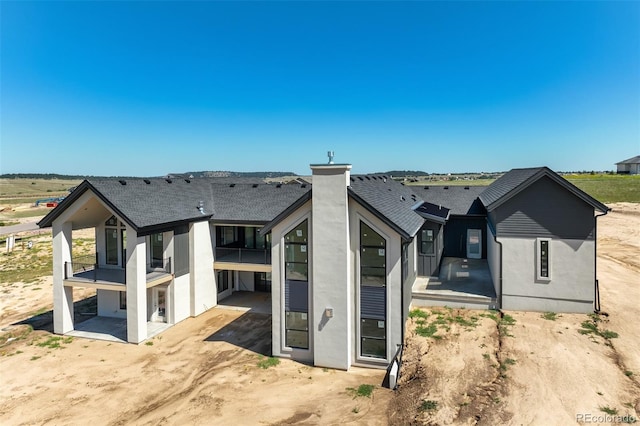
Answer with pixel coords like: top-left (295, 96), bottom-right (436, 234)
top-left (593, 210), bottom-right (610, 313)
top-left (400, 241), bottom-right (406, 345)
top-left (494, 234), bottom-right (503, 310)
top-left (488, 218), bottom-right (503, 310)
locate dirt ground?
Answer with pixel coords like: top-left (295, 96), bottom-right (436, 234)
top-left (390, 203), bottom-right (640, 425)
top-left (0, 203), bottom-right (638, 425)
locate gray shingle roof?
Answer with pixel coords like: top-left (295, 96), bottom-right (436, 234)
top-left (209, 183), bottom-right (311, 223)
top-left (414, 186), bottom-right (486, 215)
top-left (414, 202), bottom-right (450, 224)
top-left (39, 177), bottom-right (310, 233)
top-left (479, 167), bottom-right (609, 213)
top-left (478, 167), bottom-right (541, 208)
top-left (348, 175), bottom-right (425, 239)
top-left (616, 155), bottom-right (640, 165)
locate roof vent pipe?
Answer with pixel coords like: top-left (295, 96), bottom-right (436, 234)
top-left (328, 150), bottom-right (335, 164)
top-left (197, 201), bottom-right (205, 215)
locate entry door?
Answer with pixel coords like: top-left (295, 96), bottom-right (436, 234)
top-left (466, 229), bottom-right (482, 259)
top-left (152, 288), bottom-right (167, 323)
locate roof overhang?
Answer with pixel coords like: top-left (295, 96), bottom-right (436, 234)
top-left (259, 191), bottom-right (312, 235)
top-left (347, 188), bottom-right (415, 241)
top-left (413, 201), bottom-right (450, 225)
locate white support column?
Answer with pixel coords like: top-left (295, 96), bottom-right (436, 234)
top-left (126, 227), bottom-right (147, 343)
top-left (310, 163), bottom-right (352, 370)
top-left (52, 220), bottom-right (74, 334)
top-left (189, 221), bottom-right (216, 316)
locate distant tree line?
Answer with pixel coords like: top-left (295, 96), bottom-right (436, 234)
top-left (381, 170), bottom-right (430, 177)
top-left (1, 171), bottom-right (299, 180)
top-left (183, 171), bottom-right (297, 178)
top-left (0, 173), bottom-right (88, 179)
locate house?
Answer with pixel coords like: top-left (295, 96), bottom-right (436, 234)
top-left (615, 155), bottom-right (640, 174)
top-left (38, 161), bottom-right (609, 371)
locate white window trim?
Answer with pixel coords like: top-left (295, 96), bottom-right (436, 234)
top-left (536, 237), bottom-right (552, 282)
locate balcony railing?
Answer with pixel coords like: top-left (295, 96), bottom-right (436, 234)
top-left (147, 257), bottom-right (172, 274)
top-left (215, 247), bottom-right (271, 264)
top-left (64, 261), bottom-right (125, 284)
top-left (64, 256), bottom-right (172, 285)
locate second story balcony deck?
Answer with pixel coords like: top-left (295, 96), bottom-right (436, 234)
top-left (214, 247), bottom-right (272, 272)
top-left (64, 255), bottom-right (173, 290)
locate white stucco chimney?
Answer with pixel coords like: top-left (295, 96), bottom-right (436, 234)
top-left (310, 161), bottom-right (352, 370)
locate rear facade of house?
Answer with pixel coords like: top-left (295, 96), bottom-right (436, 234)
top-left (39, 161), bottom-right (609, 371)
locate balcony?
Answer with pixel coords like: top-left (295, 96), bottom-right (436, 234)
top-left (214, 247), bottom-right (272, 272)
top-left (63, 256), bottom-right (173, 290)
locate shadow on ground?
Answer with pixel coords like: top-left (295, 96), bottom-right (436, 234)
top-left (12, 296), bottom-right (97, 332)
top-left (204, 312), bottom-right (272, 357)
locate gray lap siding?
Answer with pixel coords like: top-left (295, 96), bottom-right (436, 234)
top-left (490, 176), bottom-right (595, 240)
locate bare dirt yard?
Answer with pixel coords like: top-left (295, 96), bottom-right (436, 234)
top-left (0, 203), bottom-right (638, 425)
top-left (390, 203), bottom-right (640, 425)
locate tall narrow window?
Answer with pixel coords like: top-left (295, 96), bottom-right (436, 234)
top-left (360, 222), bottom-right (386, 359)
top-left (105, 228), bottom-right (118, 265)
top-left (244, 226), bottom-right (256, 249)
top-left (284, 220), bottom-right (309, 349)
top-left (119, 291), bottom-right (127, 310)
top-left (151, 233), bottom-right (163, 268)
top-left (538, 239), bottom-right (550, 280)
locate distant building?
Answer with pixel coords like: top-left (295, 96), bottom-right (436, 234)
top-left (615, 155), bottom-right (640, 175)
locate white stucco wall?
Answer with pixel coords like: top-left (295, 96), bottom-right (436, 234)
top-left (97, 289), bottom-right (127, 318)
top-left (125, 228), bottom-right (147, 343)
top-left (172, 275), bottom-right (191, 323)
top-left (500, 237), bottom-right (595, 313)
top-left (310, 164), bottom-right (352, 370)
top-left (349, 200), bottom-right (403, 367)
top-left (271, 201), bottom-right (313, 363)
top-left (52, 220), bottom-right (73, 334)
top-left (189, 220), bottom-right (216, 316)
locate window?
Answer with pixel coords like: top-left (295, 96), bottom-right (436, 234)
top-left (420, 229), bottom-right (434, 255)
top-left (255, 229), bottom-right (270, 249)
top-left (360, 222), bottom-right (386, 287)
top-left (285, 312), bottom-right (308, 349)
top-left (150, 233), bottom-right (163, 268)
top-left (105, 216), bottom-right (124, 266)
top-left (284, 220), bottom-right (309, 349)
top-left (105, 228), bottom-right (118, 265)
top-left (244, 226), bottom-right (255, 249)
top-left (105, 216), bottom-right (118, 227)
top-left (361, 318), bottom-right (386, 358)
top-left (119, 292), bottom-right (127, 310)
top-left (401, 243), bottom-right (409, 282)
top-left (537, 238), bottom-right (551, 280)
top-left (217, 226), bottom-right (238, 247)
top-left (360, 221), bottom-right (386, 359)
top-left (217, 270), bottom-right (233, 293)
top-left (255, 272), bottom-right (271, 292)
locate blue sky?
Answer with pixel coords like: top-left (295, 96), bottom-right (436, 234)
top-left (1, 1), bottom-right (639, 176)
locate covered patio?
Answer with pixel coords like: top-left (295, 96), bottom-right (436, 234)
top-left (412, 257), bottom-right (498, 310)
top-left (66, 317), bottom-right (172, 343)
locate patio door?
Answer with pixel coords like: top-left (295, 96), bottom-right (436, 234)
top-left (152, 287), bottom-right (167, 323)
top-left (466, 229), bottom-right (482, 259)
